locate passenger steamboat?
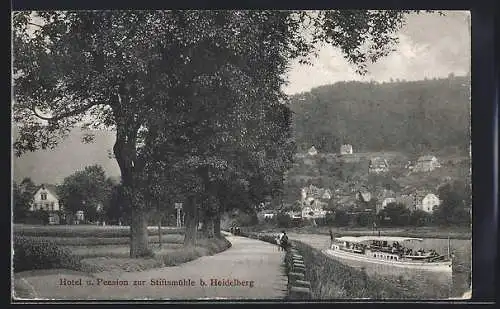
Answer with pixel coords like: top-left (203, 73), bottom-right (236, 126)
top-left (323, 236), bottom-right (453, 272)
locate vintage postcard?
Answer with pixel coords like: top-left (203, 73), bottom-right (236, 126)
top-left (11, 10), bottom-right (472, 301)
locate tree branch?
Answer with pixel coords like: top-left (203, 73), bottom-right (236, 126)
top-left (27, 22), bottom-right (43, 28)
top-left (30, 100), bottom-right (100, 122)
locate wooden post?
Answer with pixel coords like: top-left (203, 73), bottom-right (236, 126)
top-left (175, 203), bottom-right (183, 228)
top-left (158, 216), bottom-right (162, 249)
top-left (447, 236), bottom-right (451, 260)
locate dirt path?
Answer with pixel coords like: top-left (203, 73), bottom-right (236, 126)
top-left (13, 236), bottom-right (287, 300)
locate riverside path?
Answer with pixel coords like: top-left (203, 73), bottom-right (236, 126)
top-left (13, 235), bottom-right (288, 300)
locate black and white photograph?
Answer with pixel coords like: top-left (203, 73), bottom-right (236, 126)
top-left (11, 10), bottom-right (472, 301)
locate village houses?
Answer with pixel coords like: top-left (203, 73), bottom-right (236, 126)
top-left (300, 184), bottom-right (331, 218)
top-left (373, 188), bottom-right (441, 214)
top-left (368, 157), bottom-right (389, 174)
top-left (413, 155), bottom-right (441, 172)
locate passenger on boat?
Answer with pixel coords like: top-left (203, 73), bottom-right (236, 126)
top-left (416, 248), bottom-right (426, 256)
top-left (429, 249), bottom-right (439, 257)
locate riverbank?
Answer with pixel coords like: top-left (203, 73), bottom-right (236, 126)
top-left (248, 226), bottom-right (471, 240)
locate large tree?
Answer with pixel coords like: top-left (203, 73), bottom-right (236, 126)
top-left (13, 10), bottom-right (423, 256)
top-left (434, 180), bottom-right (471, 226)
top-left (379, 202), bottom-right (411, 226)
top-left (57, 165), bottom-right (114, 222)
top-left (13, 177), bottom-right (38, 222)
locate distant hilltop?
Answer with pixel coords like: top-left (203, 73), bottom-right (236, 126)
top-left (289, 75), bottom-right (470, 155)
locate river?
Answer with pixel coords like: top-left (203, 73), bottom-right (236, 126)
top-left (287, 233), bottom-right (471, 299)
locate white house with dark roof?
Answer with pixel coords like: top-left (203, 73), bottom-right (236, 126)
top-left (31, 184), bottom-right (61, 212)
top-left (31, 184), bottom-right (63, 224)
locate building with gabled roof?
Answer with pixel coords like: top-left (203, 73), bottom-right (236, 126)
top-left (340, 144), bottom-right (353, 155)
top-left (368, 157), bottom-right (389, 174)
top-left (308, 146), bottom-right (318, 156)
top-left (31, 184), bottom-right (63, 224)
top-left (413, 155), bottom-right (441, 172)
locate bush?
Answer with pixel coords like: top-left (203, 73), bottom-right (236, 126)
top-left (409, 209), bottom-right (432, 226)
top-left (355, 212), bottom-right (375, 227)
top-left (332, 210), bottom-right (350, 227)
top-left (13, 236), bottom-right (81, 273)
top-left (154, 237), bottom-right (232, 267)
top-left (23, 211), bottom-right (49, 225)
top-left (75, 236), bottom-right (231, 273)
top-left (276, 212), bottom-right (292, 228)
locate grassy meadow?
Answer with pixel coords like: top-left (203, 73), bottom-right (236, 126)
top-left (13, 224), bottom-right (231, 274)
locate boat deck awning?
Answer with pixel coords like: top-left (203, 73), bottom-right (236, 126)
top-left (335, 236), bottom-right (424, 243)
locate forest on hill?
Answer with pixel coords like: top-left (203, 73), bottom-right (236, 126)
top-left (289, 75), bottom-right (471, 155)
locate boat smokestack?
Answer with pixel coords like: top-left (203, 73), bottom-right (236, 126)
top-left (447, 237), bottom-right (451, 260)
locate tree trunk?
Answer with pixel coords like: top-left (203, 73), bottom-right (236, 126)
top-left (158, 216), bottom-right (162, 249)
top-left (213, 211), bottom-right (221, 238)
top-left (112, 110), bottom-right (150, 258)
top-left (130, 207), bottom-right (150, 257)
top-left (200, 211), bottom-right (209, 237)
top-left (183, 196), bottom-right (198, 247)
top-left (204, 215), bottom-right (214, 238)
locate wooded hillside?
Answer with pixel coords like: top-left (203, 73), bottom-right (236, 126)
top-left (289, 75), bottom-right (470, 155)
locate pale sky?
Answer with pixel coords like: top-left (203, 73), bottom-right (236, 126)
top-left (283, 11), bottom-right (471, 95)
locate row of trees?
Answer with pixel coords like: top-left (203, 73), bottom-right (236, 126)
top-left (13, 10), bottom-right (426, 257)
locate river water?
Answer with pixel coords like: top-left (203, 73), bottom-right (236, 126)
top-left (287, 233), bottom-right (471, 299)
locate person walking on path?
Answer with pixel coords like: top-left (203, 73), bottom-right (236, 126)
top-left (280, 231), bottom-right (289, 251)
top-left (329, 229), bottom-right (334, 248)
top-left (276, 232), bottom-right (283, 251)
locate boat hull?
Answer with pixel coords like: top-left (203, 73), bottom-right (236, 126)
top-left (323, 249), bottom-right (453, 272)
